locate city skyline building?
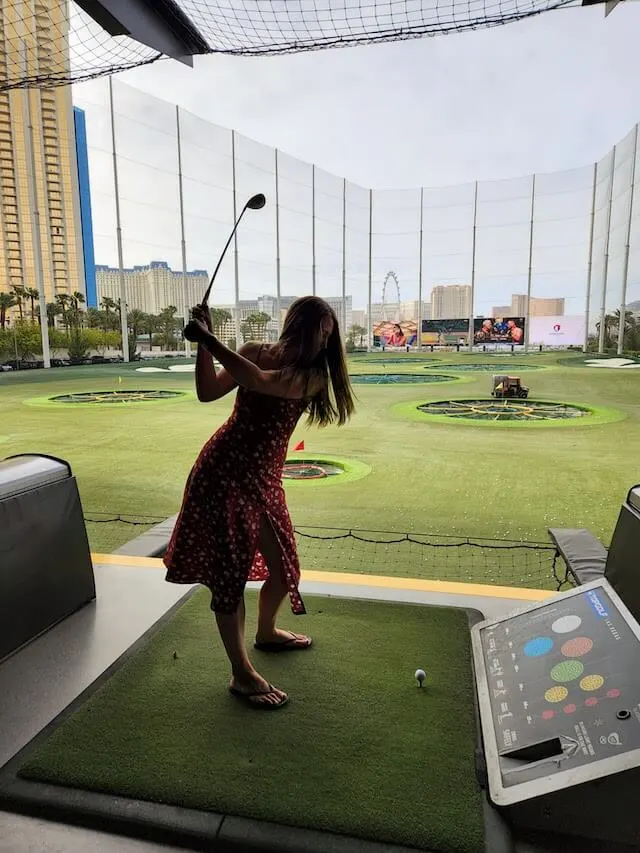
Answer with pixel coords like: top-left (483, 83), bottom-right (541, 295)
top-left (95, 261), bottom-right (209, 316)
top-left (430, 285), bottom-right (472, 320)
top-left (0, 0), bottom-right (88, 318)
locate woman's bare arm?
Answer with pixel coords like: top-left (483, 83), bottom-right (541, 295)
top-left (187, 322), bottom-right (316, 400)
top-left (195, 342), bottom-right (260, 402)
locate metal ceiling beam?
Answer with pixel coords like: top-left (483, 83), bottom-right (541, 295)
top-left (74, 0), bottom-right (210, 66)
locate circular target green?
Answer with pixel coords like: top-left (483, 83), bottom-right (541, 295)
top-left (393, 398), bottom-right (625, 429)
top-left (25, 389), bottom-right (193, 408)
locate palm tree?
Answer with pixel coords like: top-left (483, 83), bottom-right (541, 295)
top-left (127, 308), bottom-right (146, 347)
top-left (241, 311), bottom-right (271, 342)
top-left (210, 307), bottom-right (232, 339)
top-left (0, 292), bottom-right (16, 329)
top-left (157, 306), bottom-right (179, 350)
top-left (69, 291), bottom-right (86, 311)
top-left (55, 293), bottom-right (71, 330)
top-left (10, 285), bottom-right (25, 320)
top-left (101, 296), bottom-right (117, 318)
top-left (25, 287), bottom-right (40, 322)
top-left (351, 324), bottom-right (367, 347)
top-left (142, 313), bottom-right (159, 350)
top-left (46, 302), bottom-right (61, 329)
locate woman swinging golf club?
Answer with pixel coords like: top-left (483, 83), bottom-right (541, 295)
top-left (164, 296), bottom-right (355, 709)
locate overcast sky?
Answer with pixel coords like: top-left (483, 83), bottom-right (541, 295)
top-left (119, 3), bottom-right (640, 188)
top-left (76, 3), bottom-right (640, 317)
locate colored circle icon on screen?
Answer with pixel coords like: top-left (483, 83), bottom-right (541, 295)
top-left (564, 704), bottom-right (577, 714)
top-left (542, 710), bottom-right (555, 720)
top-left (551, 660), bottom-right (584, 683)
top-left (523, 637), bottom-right (553, 657)
top-left (607, 688), bottom-right (621, 699)
top-left (580, 674), bottom-right (605, 692)
top-left (561, 637), bottom-right (593, 658)
top-left (551, 615), bottom-right (582, 634)
top-left (585, 697), bottom-right (599, 707)
top-left (545, 686), bottom-right (569, 703)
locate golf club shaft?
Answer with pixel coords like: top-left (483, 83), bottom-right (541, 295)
top-left (201, 204), bottom-right (249, 306)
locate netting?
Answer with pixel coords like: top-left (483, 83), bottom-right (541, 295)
top-left (1, 0), bottom-right (580, 91)
top-left (84, 514), bottom-right (560, 589)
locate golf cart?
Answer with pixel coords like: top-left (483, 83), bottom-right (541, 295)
top-left (491, 375), bottom-right (529, 399)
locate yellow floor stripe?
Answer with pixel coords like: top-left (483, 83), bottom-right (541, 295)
top-left (92, 553), bottom-right (553, 601)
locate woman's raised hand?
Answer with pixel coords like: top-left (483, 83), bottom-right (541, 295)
top-left (192, 304), bottom-right (213, 331)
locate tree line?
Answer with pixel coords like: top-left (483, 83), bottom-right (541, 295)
top-left (0, 289), bottom-right (278, 363)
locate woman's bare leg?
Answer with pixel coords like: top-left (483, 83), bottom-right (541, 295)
top-left (214, 595), bottom-right (287, 706)
top-left (256, 517), bottom-right (311, 648)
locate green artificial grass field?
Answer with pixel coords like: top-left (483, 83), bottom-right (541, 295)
top-left (17, 590), bottom-right (485, 853)
top-left (1, 351), bottom-right (639, 572)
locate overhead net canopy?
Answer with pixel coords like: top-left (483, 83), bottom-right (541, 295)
top-left (2, 0), bottom-right (580, 91)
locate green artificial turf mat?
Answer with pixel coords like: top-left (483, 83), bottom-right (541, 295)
top-left (18, 590), bottom-right (484, 853)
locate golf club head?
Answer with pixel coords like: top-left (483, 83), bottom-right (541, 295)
top-left (247, 193), bottom-right (266, 210)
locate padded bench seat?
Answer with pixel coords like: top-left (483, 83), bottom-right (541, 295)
top-left (548, 527), bottom-right (608, 588)
top-left (113, 514), bottom-right (177, 558)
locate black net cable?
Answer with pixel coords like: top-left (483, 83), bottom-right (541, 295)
top-left (84, 513), bottom-right (561, 589)
top-left (0, 0), bottom-right (580, 92)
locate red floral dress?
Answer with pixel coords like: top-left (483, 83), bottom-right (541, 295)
top-left (163, 368), bottom-right (307, 616)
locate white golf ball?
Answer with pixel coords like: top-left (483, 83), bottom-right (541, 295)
top-left (415, 668), bottom-right (426, 686)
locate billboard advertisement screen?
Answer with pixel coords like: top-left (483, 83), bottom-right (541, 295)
top-left (529, 316), bottom-right (585, 347)
top-left (421, 319), bottom-right (469, 345)
top-left (474, 317), bottom-right (525, 345)
top-left (373, 320), bottom-right (417, 348)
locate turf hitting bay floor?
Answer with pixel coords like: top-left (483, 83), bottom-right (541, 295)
top-left (16, 591), bottom-right (485, 853)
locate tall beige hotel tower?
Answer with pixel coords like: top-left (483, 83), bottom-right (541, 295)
top-left (0, 1), bottom-right (85, 328)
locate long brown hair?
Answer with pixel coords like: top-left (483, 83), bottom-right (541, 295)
top-left (277, 296), bottom-right (355, 427)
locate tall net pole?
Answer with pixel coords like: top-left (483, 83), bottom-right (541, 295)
top-left (231, 130), bottom-right (241, 347)
top-left (275, 148), bottom-right (282, 337)
top-left (599, 147), bottom-right (616, 354)
top-left (109, 78), bottom-right (129, 362)
top-left (341, 177), bottom-right (347, 336)
top-left (311, 165), bottom-right (316, 296)
top-left (618, 123), bottom-right (638, 356)
top-left (584, 162), bottom-right (597, 353)
top-left (468, 182), bottom-right (478, 353)
top-left (176, 105), bottom-right (190, 356)
top-left (21, 45), bottom-right (50, 368)
top-left (524, 174), bottom-right (536, 353)
top-left (417, 187), bottom-right (424, 352)
top-left (367, 189), bottom-right (373, 351)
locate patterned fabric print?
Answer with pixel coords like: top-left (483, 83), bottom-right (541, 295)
top-left (163, 383), bottom-right (307, 615)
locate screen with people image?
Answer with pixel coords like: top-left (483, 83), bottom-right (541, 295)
top-left (373, 320), bottom-right (417, 349)
top-left (473, 317), bottom-right (525, 345)
top-left (421, 319), bottom-right (469, 346)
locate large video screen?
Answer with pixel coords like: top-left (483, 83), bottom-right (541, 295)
top-left (421, 319), bottom-right (469, 345)
top-left (473, 317), bottom-right (525, 345)
top-left (373, 320), bottom-right (417, 348)
top-left (529, 316), bottom-right (584, 347)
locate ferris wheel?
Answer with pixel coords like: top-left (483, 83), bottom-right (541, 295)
top-left (379, 271), bottom-right (401, 322)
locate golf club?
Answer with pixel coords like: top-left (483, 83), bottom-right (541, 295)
top-left (201, 193), bottom-right (266, 307)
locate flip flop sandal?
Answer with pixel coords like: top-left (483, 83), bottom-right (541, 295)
top-left (229, 684), bottom-right (289, 709)
top-left (254, 633), bottom-right (313, 653)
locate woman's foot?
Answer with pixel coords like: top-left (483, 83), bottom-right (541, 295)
top-left (229, 671), bottom-right (288, 708)
top-left (254, 629), bottom-right (312, 652)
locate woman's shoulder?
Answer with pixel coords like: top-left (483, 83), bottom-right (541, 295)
top-left (241, 341), bottom-right (280, 368)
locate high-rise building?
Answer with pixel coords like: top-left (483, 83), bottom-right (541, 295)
top-left (491, 305), bottom-right (512, 318)
top-left (509, 295), bottom-right (565, 317)
top-left (95, 262), bottom-right (208, 315)
top-left (430, 285), bottom-right (472, 320)
top-left (0, 1), bottom-right (87, 313)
